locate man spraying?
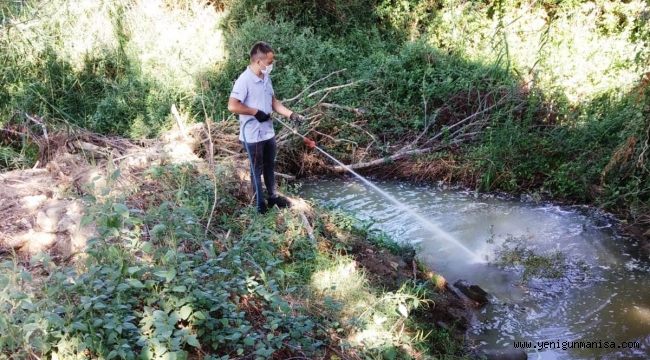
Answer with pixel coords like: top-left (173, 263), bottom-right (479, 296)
top-left (227, 41), bottom-right (305, 214)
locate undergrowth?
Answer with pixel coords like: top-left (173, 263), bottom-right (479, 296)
top-left (0, 162), bottom-right (463, 359)
top-left (493, 235), bottom-right (567, 281)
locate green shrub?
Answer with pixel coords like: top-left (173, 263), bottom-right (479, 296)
top-left (1, 0), bottom-right (225, 137)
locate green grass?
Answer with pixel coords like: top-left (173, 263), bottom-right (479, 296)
top-left (0, 0), bottom-right (226, 139)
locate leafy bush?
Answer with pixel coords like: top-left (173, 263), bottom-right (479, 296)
top-left (1, 0), bottom-right (225, 137)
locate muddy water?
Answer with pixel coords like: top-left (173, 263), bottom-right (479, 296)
top-left (299, 178), bottom-right (650, 359)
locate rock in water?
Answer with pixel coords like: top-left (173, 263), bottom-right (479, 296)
top-left (453, 279), bottom-right (489, 305)
top-left (477, 349), bottom-right (527, 360)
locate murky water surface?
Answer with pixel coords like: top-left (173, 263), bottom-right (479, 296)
top-left (299, 178), bottom-right (650, 359)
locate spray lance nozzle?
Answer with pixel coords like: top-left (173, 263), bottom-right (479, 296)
top-left (272, 114), bottom-right (317, 150)
top-left (303, 137), bottom-right (316, 150)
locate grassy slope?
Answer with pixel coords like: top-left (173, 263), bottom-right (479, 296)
top-left (0, 155), bottom-right (467, 359)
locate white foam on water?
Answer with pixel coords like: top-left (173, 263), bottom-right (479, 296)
top-left (313, 145), bottom-right (484, 263)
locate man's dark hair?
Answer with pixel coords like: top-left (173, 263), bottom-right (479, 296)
top-left (250, 41), bottom-right (274, 61)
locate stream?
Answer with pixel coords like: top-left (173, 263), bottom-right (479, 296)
top-left (299, 178), bottom-right (650, 359)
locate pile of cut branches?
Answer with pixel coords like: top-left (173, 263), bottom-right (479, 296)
top-left (272, 69), bottom-right (525, 174)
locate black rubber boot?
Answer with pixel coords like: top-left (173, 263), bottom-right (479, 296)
top-left (257, 202), bottom-right (268, 214)
top-left (268, 195), bottom-right (291, 209)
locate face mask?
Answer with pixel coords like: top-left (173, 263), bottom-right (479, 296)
top-left (261, 62), bottom-right (273, 75)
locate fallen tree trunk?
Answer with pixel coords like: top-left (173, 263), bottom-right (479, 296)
top-left (330, 140), bottom-right (462, 172)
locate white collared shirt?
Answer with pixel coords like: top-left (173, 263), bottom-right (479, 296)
top-left (230, 66), bottom-right (275, 143)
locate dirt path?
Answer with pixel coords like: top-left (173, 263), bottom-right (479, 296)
top-left (0, 153), bottom-right (94, 259)
top-left (0, 120), bottom-right (208, 260)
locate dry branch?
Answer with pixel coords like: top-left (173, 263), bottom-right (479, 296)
top-left (330, 140), bottom-right (464, 172)
top-left (318, 102), bottom-right (367, 116)
top-left (299, 212), bottom-right (316, 246)
top-left (282, 69), bottom-right (347, 103)
top-left (304, 81), bottom-right (362, 100)
top-left (275, 172), bottom-right (296, 181)
top-left (171, 104), bottom-right (186, 136)
top-left (420, 96), bottom-right (504, 148)
top-left (25, 114), bottom-right (48, 142)
top-left (74, 140), bottom-right (113, 158)
top-left (204, 120), bottom-right (219, 237)
top-left (326, 90), bottom-right (515, 172)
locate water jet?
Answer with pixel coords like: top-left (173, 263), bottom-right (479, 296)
top-left (275, 117), bottom-right (484, 263)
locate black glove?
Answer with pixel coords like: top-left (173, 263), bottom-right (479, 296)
top-left (289, 112), bottom-right (305, 123)
top-left (254, 110), bottom-right (271, 122)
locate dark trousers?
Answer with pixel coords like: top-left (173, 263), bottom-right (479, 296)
top-left (242, 136), bottom-right (277, 211)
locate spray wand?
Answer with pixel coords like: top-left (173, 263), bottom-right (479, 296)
top-left (273, 115), bottom-right (316, 150)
